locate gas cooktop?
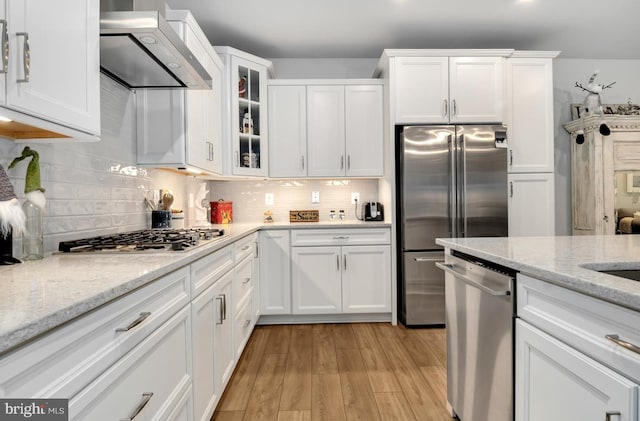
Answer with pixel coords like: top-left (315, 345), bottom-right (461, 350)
top-left (58, 228), bottom-right (226, 253)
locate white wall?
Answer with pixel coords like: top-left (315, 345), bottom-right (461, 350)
top-left (553, 59), bottom-right (640, 234)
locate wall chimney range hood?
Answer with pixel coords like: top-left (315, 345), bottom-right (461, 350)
top-left (100, 0), bottom-right (212, 90)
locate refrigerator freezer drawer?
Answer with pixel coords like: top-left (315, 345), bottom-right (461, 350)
top-left (403, 251), bottom-right (446, 326)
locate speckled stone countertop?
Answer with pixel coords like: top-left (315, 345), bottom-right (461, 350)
top-left (436, 235), bottom-right (640, 312)
top-left (0, 221), bottom-right (390, 355)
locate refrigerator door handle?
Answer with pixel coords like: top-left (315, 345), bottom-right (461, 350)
top-left (456, 133), bottom-right (465, 238)
top-left (449, 135), bottom-right (456, 238)
top-left (414, 257), bottom-right (444, 262)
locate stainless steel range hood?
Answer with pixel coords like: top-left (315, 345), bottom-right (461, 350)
top-left (100, 0), bottom-right (212, 90)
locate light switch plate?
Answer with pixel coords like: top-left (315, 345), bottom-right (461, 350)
top-left (265, 193), bottom-right (274, 206)
top-left (312, 191), bottom-right (320, 203)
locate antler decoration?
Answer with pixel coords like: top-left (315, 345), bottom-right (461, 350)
top-left (575, 81), bottom-right (616, 94)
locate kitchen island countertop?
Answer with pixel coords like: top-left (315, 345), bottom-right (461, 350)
top-left (436, 235), bottom-right (640, 313)
top-left (0, 221), bottom-right (390, 354)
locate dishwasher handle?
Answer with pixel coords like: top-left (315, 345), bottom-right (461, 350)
top-left (436, 262), bottom-right (511, 296)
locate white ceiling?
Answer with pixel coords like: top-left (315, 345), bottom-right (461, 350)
top-left (166, 0), bottom-right (640, 60)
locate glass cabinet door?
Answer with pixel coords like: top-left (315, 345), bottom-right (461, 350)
top-left (232, 57), bottom-right (268, 176)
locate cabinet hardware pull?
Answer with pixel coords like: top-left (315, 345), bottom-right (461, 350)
top-left (509, 181), bottom-right (513, 198)
top-left (341, 155), bottom-right (344, 170)
top-left (243, 277), bottom-right (251, 284)
top-left (452, 99), bottom-right (457, 116)
top-left (301, 155), bottom-right (305, 170)
top-left (605, 334), bottom-right (640, 355)
top-left (255, 243), bottom-right (259, 258)
top-left (347, 155), bottom-right (351, 170)
top-left (222, 293), bottom-right (227, 320)
top-left (443, 99), bottom-right (448, 117)
top-left (16, 32), bottom-right (29, 83)
top-left (216, 296), bottom-right (224, 325)
top-left (244, 319), bottom-right (251, 327)
top-left (235, 151), bottom-right (240, 167)
top-left (0, 20), bottom-right (7, 74)
top-left (343, 255), bottom-right (347, 271)
top-left (241, 244), bottom-right (251, 251)
top-left (332, 236), bottom-right (349, 240)
top-left (603, 215), bottom-right (609, 222)
top-left (115, 312), bottom-right (151, 332)
top-left (509, 149), bottom-right (513, 166)
top-left (120, 392), bottom-right (153, 421)
top-left (336, 254), bottom-right (340, 271)
top-left (605, 410), bottom-right (621, 421)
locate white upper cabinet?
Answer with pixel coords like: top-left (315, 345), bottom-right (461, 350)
top-left (391, 53), bottom-right (506, 124)
top-left (268, 85), bottom-right (307, 178)
top-left (506, 55), bottom-right (557, 173)
top-left (0, 0), bottom-right (100, 140)
top-left (307, 85), bottom-right (346, 177)
top-left (216, 47), bottom-right (272, 177)
top-left (137, 11), bottom-right (223, 175)
top-left (268, 80), bottom-right (384, 178)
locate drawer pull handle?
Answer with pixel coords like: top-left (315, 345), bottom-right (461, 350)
top-left (606, 411), bottom-right (621, 421)
top-left (116, 312), bottom-right (151, 332)
top-left (120, 392), bottom-right (153, 421)
top-left (241, 244), bottom-right (251, 251)
top-left (605, 334), bottom-right (640, 355)
top-left (243, 277), bottom-right (251, 284)
top-left (414, 257), bottom-right (443, 263)
top-left (222, 293), bottom-right (227, 320)
top-left (333, 236), bottom-right (349, 240)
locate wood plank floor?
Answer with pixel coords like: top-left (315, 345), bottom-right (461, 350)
top-left (213, 323), bottom-right (450, 421)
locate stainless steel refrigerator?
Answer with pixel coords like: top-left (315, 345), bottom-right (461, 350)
top-left (397, 125), bottom-right (508, 326)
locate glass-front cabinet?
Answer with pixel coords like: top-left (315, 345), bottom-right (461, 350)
top-left (216, 47), bottom-right (272, 177)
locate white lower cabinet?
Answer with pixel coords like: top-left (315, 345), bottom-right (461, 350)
top-left (213, 271), bottom-right (234, 398)
top-left (69, 307), bottom-right (193, 420)
top-left (516, 274), bottom-right (640, 421)
top-left (292, 246), bottom-right (343, 314)
top-left (341, 245), bottom-right (391, 313)
top-left (259, 230), bottom-right (292, 315)
top-left (516, 319), bottom-right (638, 421)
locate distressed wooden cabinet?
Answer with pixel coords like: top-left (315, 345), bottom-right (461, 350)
top-left (564, 115), bottom-right (640, 235)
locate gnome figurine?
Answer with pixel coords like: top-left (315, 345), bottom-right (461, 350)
top-left (9, 146), bottom-right (45, 260)
top-left (0, 163), bottom-right (25, 264)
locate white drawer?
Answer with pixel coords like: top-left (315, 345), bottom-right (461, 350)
top-left (234, 298), bottom-right (253, 359)
top-left (291, 228), bottom-right (390, 246)
top-left (234, 232), bottom-right (258, 262)
top-left (0, 267), bottom-right (190, 399)
top-left (517, 274), bottom-right (640, 383)
top-left (234, 255), bottom-right (253, 312)
top-left (69, 306), bottom-right (192, 420)
top-left (191, 244), bottom-right (234, 297)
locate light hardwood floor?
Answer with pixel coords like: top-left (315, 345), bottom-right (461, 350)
top-left (213, 323), bottom-right (450, 421)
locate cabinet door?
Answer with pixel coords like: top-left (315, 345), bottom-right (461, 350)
top-left (516, 320), bottom-right (638, 421)
top-left (206, 57), bottom-right (223, 174)
top-left (345, 85), bottom-right (384, 177)
top-left (214, 273), bottom-right (235, 392)
top-left (508, 173), bottom-right (555, 236)
top-left (393, 56), bottom-right (449, 124)
top-left (291, 246), bottom-right (342, 314)
top-left (231, 56), bottom-right (268, 177)
top-left (342, 246), bottom-right (391, 313)
top-left (192, 275), bottom-right (227, 421)
top-left (506, 58), bottom-right (554, 173)
top-left (259, 230), bottom-right (291, 315)
top-left (268, 85), bottom-right (307, 177)
top-left (6, 0), bottom-right (100, 135)
top-left (307, 85), bottom-right (346, 177)
top-left (449, 57), bottom-right (504, 123)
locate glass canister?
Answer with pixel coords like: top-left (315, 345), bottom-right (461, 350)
top-left (22, 197), bottom-right (44, 260)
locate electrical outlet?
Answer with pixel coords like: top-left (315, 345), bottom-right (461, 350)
top-left (312, 191), bottom-right (320, 203)
top-left (351, 192), bottom-right (360, 204)
top-left (265, 193), bottom-right (274, 206)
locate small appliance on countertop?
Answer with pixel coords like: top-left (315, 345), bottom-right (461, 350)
top-left (364, 202), bottom-right (384, 221)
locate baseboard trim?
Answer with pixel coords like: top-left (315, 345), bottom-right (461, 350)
top-left (256, 313), bottom-right (392, 325)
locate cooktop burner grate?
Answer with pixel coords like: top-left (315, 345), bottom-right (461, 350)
top-left (58, 228), bottom-right (225, 253)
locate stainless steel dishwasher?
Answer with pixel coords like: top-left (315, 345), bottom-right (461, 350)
top-left (436, 251), bottom-right (515, 421)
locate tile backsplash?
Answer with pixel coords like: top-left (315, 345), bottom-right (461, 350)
top-left (208, 179), bottom-right (379, 223)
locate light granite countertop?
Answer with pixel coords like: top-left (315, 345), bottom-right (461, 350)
top-left (0, 221), bottom-right (390, 355)
top-left (436, 235), bottom-right (640, 312)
